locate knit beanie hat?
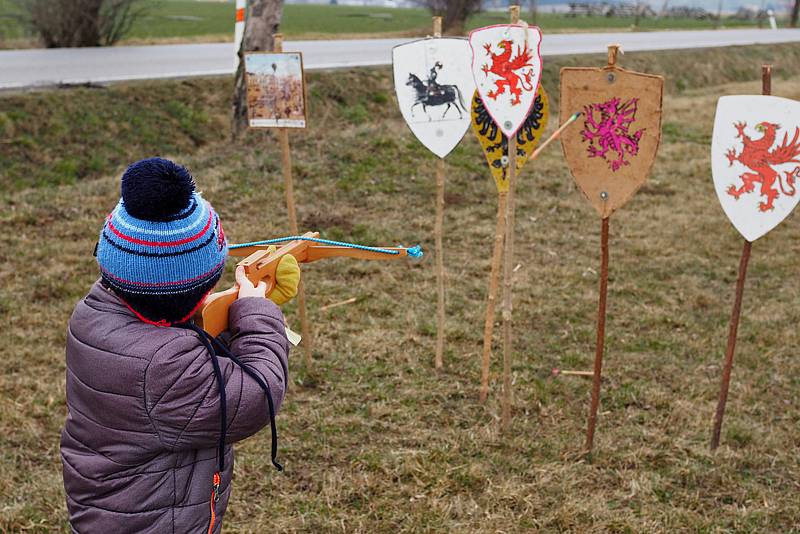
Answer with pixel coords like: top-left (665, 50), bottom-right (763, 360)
top-left (96, 158), bottom-right (228, 326)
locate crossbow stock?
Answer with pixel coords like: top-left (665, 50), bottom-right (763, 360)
top-left (198, 232), bottom-right (422, 336)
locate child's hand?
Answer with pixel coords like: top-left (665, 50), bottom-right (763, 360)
top-left (236, 265), bottom-right (267, 299)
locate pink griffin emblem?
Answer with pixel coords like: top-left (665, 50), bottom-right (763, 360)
top-left (581, 97), bottom-right (644, 171)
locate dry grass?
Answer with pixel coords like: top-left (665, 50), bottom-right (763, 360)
top-left (2, 45), bottom-right (800, 532)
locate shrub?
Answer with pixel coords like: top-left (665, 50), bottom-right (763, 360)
top-left (12, 0), bottom-right (146, 47)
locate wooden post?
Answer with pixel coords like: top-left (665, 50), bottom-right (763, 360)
top-left (500, 3), bottom-right (521, 431)
top-left (431, 16), bottom-right (446, 370)
top-left (274, 34), bottom-right (313, 369)
top-left (709, 64), bottom-right (769, 450)
top-left (582, 44), bottom-right (624, 453)
top-left (480, 192), bottom-right (507, 402)
top-left (585, 216), bottom-right (609, 453)
top-left (432, 15), bottom-right (442, 37)
top-left (434, 157), bottom-right (446, 369)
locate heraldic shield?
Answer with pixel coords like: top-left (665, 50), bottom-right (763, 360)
top-left (393, 38), bottom-right (476, 159)
top-left (471, 84), bottom-right (549, 193)
top-left (712, 95), bottom-right (800, 242)
top-left (469, 24), bottom-right (543, 138)
top-left (560, 66), bottom-right (664, 218)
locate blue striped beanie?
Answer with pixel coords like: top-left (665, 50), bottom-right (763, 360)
top-left (97, 158), bottom-right (228, 326)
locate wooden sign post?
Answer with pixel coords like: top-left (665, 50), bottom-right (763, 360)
top-left (559, 45), bottom-right (664, 453)
top-left (469, 8), bottom-right (543, 427)
top-left (392, 18), bottom-right (476, 368)
top-left (275, 35), bottom-right (312, 369)
top-left (709, 66), bottom-right (800, 449)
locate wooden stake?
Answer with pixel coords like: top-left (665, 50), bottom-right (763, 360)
top-left (431, 16), bottom-right (446, 370)
top-left (710, 239), bottom-right (752, 450)
top-left (480, 192), bottom-right (507, 402)
top-left (553, 369), bottom-right (594, 377)
top-left (585, 216), bottom-right (609, 453)
top-left (434, 157), bottom-right (446, 369)
top-left (320, 297), bottom-right (357, 312)
top-left (500, 3), bottom-right (521, 430)
top-left (500, 138), bottom-right (518, 431)
top-left (709, 64), bottom-right (770, 450)
top-left (275, 33), bottom-right (313, 369)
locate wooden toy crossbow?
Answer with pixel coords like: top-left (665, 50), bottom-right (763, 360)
top-left (198, 231), bottom-right (423, 336)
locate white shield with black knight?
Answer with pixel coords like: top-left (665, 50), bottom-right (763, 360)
top-left (469, 24), bottom-right (542, 138)
top-left (712, 95), bottom-right (800, 241)
top-left (392, 38), bottom-right (476, 158)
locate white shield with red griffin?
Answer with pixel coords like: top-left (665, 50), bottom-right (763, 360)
top-left (469, 24), bottom-right (542, 137)
top-left (392, 38), bottom-right (476, 159)
top-left (712, 95), bottom-right (800, 241)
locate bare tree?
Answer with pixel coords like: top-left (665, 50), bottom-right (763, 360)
top-left (232, 0), bottom-right (284, 138)
top-left (792, 0), bottom-right (799, 27)
top-left (419, 0), bottom-right (483, 34)
top-left (13, 0), bottom-right (146, 47)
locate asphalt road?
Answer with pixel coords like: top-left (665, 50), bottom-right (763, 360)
top-left (2, 28), bottom-right (800, 90)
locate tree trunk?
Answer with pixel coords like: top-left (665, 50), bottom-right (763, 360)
top-left (232, 0), bottom-right (284, 138)
top-left (792, 0), bottom-right (800, 27)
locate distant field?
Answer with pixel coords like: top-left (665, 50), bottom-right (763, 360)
top-left (0, 0), bottom-right (767, 47)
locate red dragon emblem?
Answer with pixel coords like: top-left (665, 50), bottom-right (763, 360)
top-left (480, 39), bottom-right (535, 106)
top-left (725, 121), bottom-right (800, 212)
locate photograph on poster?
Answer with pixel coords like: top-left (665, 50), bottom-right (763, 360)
top-left (245, 52), bottom-right (307, 129)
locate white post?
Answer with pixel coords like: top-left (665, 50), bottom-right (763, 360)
top-left (234, 0), bottom-right (247, 68)
top-left (768, 9), bottom-right (777, 29)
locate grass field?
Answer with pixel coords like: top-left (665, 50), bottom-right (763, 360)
top-left (0, 0), bottom-right (768, 47)
top-left (2, 44), bottom-right (800, 531)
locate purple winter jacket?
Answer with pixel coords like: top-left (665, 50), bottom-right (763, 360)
top-left (60, 281), bottom-right (289, 533)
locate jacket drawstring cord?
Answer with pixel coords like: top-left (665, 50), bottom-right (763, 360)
top-left (207, 335), bottom-right (283, 471)
top-left (177, 322), bottom-right (283, 472)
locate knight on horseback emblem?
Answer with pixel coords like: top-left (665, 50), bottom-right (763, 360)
top-left (406, 60), bottom-right (468, 120)
top-left (392, 37), bottom-right (476, 158)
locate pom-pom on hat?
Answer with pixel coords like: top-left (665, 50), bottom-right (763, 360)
top-left (96, 158), bottom-right (228, 326)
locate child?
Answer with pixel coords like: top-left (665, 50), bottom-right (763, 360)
top-left (60, 158), bottom-right (298, 533)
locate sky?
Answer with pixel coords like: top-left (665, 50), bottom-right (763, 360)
top-left (244, 53), bottom-right (302, 77)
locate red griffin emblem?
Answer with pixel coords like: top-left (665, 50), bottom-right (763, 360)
top-left (725, 121), bottom-right (800, 211)
top-left (480, 40), bottom-right (535, 106)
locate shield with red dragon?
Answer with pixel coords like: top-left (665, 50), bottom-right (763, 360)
top-left (469, 24), bottom-right (543, 138)
top-left (560, 63), bottom-right (664, 218)
top-left (712, 95), bottom-right (800, 241)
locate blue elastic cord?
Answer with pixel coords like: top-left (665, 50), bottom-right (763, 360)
top-left (229, 236), bottom-right (423, 258)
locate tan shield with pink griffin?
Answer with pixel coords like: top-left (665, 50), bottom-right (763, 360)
top-left (560, 66), bottom-right (664, 218)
